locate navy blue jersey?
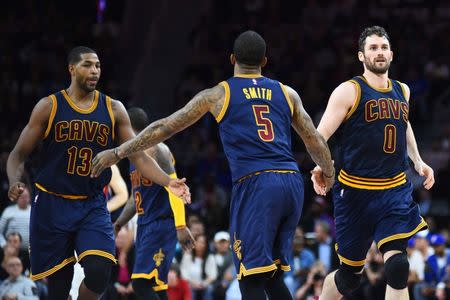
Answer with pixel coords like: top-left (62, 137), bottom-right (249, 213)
top-left (35, 90), bottom-right (114, 198)
top-left (337, 76), bottom-right (409, 189)
top-left (217, 75), bottom-right (299, 182)
top-left (129, 163), bottom-right (173, 225)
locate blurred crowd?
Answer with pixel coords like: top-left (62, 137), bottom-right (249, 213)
top-left (0, 0), bottom-right (449, 299)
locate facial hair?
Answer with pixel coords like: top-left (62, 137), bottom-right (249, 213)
top-left (364, 56), bottom-right (391, 75)
top-left (76, 76), bottom-right (96, 93)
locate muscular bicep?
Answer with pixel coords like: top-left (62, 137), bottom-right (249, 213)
top-left (317, 81), bottom-right (357, 141)
top-left (11, 97), bottom-right (53, 158)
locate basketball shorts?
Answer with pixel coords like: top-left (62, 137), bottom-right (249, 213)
top-left (29, 188), bottom-right (115, 281)
top-left (131, 218), bottom-right (177, 291)
top-left (333, 180), bottom-right (427, 269)
top-left (229, 171), bottom-right (304, 280)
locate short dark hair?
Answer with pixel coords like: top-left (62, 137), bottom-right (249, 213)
top-left (358, 26), bottom-right (390, 52)
top-left (233, 30), bottom-right (266, 66)
top-left (127, 107), bottom-right (150, 132)
top-left (67, 46), bottom-right (97, 65)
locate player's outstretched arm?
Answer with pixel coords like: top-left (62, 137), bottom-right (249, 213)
top-left (286, 85), bottom-right (334, 192)
top-left (92, 100), bottom-right (190, 201)
top-left (106, 164), bottom-right (129, 213)
top-left (310, 82), bottom-right (356, 195)
top-left (7, 97), bottom-right (53, 201)
top-left (400, 83), bottom-right (435, 190)
top-left (90, 84), bottom-right (225, 177)
top-left (113, 193), bottom-right (136, 236)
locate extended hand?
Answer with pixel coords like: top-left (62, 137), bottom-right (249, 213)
top-left (8, 182), bottom-right (25, 202)
top-left (91, 149), bottom-right (120, 178)
top-left (168, 178), bottom-right (191, 204)
top-left (177, 226), bottom-right (196, 251)
top-left (310, 166), bottom-right (335, 196)
top-left (415, 161), bottom-right (434, 190)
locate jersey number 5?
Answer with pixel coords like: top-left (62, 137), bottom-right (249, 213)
top-left (383, 124), bottom-right (396, 153)
top-left (252, 105), bottom-right (274, 142)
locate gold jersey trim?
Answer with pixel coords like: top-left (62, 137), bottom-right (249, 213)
top-left (279, 83), bottom-right (294, 117)
top-left (234, 74), bottom-right (263, 78)
top-left (358, 76), bottom-right (392, 92)
top-left (237, 262), bottom-right (278, 280)
top-left (334, 243), bottom-right (366, 267)
top-left (338, 170), bottom-right (406, 190)
top-left (35, 183), bottom-right (88, 200)
top-left (105, 96), bottom-right (115, 141)
top-left (377, 218), bottom-right (428, 250)
top-left (216, 81), bottom-right (230, 123)
top-left (164, 172), bottom-right (186, 228)
top-left (344, 80), bottom-right (361, 121)
top-left (30, 256), bottom-right (77, 281)
top-left (44, 94), bottom-right (58, 139)
top-left (77, 250), bottom-right (117, 264)
top-left (131, 268), bottom-right (168, 291)
top-left (397, 80), bottom-right (408, 100)
top-left (61, 89), bottom-right (99, 114)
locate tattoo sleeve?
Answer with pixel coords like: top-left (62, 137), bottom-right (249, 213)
top-left (289, 87), bottom-right (334, 175)
top-left (118, 85), bottom-right (224, 158)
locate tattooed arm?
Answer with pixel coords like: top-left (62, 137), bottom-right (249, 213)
top-left (91, 85), bottom-right (224, 176)
top-left (286, 85), bottom-right (334, 177)
top-left (116, 85), bottom-right (225, 158)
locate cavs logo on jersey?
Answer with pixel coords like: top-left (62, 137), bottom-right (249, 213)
top-left (365, 98), bottom-right (408, 123)
top-left (54, 120), bottom-right (110, 146)
top-left (153, 248), bottom-right (165, 267)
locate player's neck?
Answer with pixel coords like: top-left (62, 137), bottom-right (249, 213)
top-left (362, 71), bottom-right (390, 89)
top-left (66, 84), bottom-right (95, 103)
top-left (234, 65), bottom-right (261, 76)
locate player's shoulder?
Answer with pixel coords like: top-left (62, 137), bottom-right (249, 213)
top-left (393, 80), bottom-right (410, 100)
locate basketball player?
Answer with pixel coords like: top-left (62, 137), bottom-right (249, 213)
top-left (7, 46), bottom-right (190, 300)
top-left (114, 107), bottom-right (195, 300)
top-left (91, 30), bottom-right (335, 300)
top-left (310, 26), bottom-right (435, 300)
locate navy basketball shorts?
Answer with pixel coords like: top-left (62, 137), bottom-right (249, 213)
top-left (229, 171), bottom-right (304, 280)
top-left (131, 218), bottom-right (177, 291)
top-left (29, 189), bottom-right (115, 280)
top-left (333, 180), bottom-right (427, 269)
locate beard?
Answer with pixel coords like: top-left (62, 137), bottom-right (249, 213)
top-left (77, 77), bottom-right (97, 93)
top-left (363, 56), bottom-right (391, 75)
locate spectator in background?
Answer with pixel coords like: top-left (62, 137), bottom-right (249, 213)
top-left (301, 196), bottom-right (335, 238)
top-left (407, 237), bottom-right (425, 291)
top-left (294, 262), bottom-right (327, 300)
top-left (168, 264), bottom-right (192, 300)
top-left (0, 244), bottom-right (19, 281)
top-left (193, 174), bottom-right (228, 234)
top-left (180, 234), bottom-right (217, 300)
top-left (419, 234), bottom-right (450, 300)
top-left (209, 231), bottom-right (233, 300)
top-left (362, 243), bottom-right (386, 300)
top-left (0, 185), bottom-right (31, 250)
top-left (0, 232), bottom-right (30, 276)
top-left (0, 256), bottom-right (38, 300)
top-left (284, 226), bottom-right (316, 296)
top-left (310, 221), bottom-right (339, 273)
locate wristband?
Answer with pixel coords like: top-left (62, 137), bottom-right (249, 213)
top-left (113, 147), bottom-right (121, 159)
